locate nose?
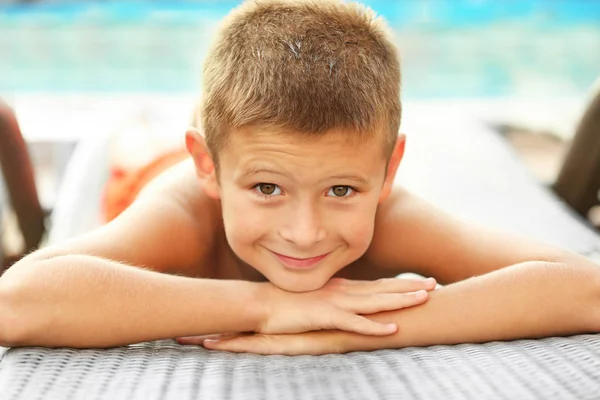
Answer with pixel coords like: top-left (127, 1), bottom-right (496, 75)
top-left (279, 200), bottom-right (327, 249)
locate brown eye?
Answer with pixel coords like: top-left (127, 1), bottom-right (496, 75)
top-left (257, 183), bottom-right (280, 196)
top-left (328, 186), bottom-right (353, 197)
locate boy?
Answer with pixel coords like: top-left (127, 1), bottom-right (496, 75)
top-left (0, 0), bottom-right (599, 355)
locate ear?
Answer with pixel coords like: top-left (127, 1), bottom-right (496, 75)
top-left (378, 134), bottom-right (406, 203)
top-left (185, 128), bottom-right (221, 199)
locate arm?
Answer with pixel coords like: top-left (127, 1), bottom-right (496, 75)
top-left (200, 189), bottom-right (600, 354)
top-left (349, 256), bottom-right (600, 351)
top-left (198, 256), bottom-right (600, 355)
top-left (0, 255), bottom-right (266, 348)
top-left (0, 172), bottom-right (431, 348)
top-left (0, 252), bottom-right (430, 349)
top-left (366, 190), bottom-right (600, 345)
top-left (368, 188), bottom-right (600, 346)
top-left (0, 176), bottom-right (262, 348)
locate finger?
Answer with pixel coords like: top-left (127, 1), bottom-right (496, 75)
top-left (345, 277), bottom-right (437, 294)
top-left (203, 334), bottom-right (331, 356)
top-left (176, 336), bottom-right (208, 345)
top-left (330, 311), bottom-right (398, 336)
top-left (177, 333), bottom-right (243, 345)
top-left (344, 290), bottom-right (429, 314)
top-left (203, 335), bottom-right (282, 355)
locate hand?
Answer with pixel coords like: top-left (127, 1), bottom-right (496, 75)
top-left (257, 277), bottom-right (436, 335)
top-left (177, 330), bottom-right (364, 356)
top-left (177, 276), bottom-right (436, 345)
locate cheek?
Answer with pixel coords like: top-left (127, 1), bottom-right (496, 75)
top-left (344, 218), bottom-right (375, 249)
top-left (220, 192), bottom-right (270, 248)
top-left (333, 204), bottom-right (377, 250)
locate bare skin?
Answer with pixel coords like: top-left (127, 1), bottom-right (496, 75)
top-left (0, 154), bottom-right (433, 348)
top-left (0, 127), bottom-right (598, 352)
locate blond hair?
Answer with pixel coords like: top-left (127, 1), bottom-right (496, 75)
top-left (201, 0), bottom-right (401, 159)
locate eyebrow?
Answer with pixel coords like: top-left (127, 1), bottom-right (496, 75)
top-left (238, 168), bottom-right (370, 184)
top-left (325, 174), bottom-right (370, 184)
top-left (238, 168), bottom-right (289, 180)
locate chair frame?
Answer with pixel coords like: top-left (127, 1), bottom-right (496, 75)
top-left (553, 86), bottom-right (600, 218)
top-left (0, 100), bottom-right (46, 272)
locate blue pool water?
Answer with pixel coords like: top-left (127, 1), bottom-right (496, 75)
top-left (1, 1), bottom-right (599, 98)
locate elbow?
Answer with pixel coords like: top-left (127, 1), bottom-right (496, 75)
top-left (553, 254), bottom-right (600, 333)
top-left (577, 258), bottom-right (600, 334)
top-left (591, 268), bottom-right (600, 333)
top-left (0, 264), bottom-right (40, 347)
top-left (0, 283), bottom-right (31, 347)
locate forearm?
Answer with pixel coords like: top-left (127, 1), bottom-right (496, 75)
top-left (349, 260), bottom-right (600, 350)
top-left (0, 255), bottom-right (264, 348)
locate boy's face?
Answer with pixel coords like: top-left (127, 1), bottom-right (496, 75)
top-left (187, 127), bottom-right (403, 292)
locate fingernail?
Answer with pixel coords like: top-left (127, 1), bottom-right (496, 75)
top-left (203, 339), bottom-right (219, 346)
top-left (415, 290), bottom-right (428, 299)
top-left (425, 278), bottom-right (436, 285)
top-left (385, 323), bottom-right (397, 331)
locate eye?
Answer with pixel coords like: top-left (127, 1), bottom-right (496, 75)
top-left (254, 183), bottom-right (282, 196)
top-left (327, 185), bottom-right (354, 198)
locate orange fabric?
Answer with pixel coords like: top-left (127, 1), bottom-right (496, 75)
top-left (102, 150), bottom-right (189, 223)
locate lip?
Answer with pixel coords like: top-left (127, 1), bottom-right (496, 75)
top-left (270, 251), bottom-right (330, 270)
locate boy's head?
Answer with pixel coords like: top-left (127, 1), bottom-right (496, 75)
top-left (187, 0), bottom-right (404, 292)
top-left (201, 0), bottom-right (401, 160)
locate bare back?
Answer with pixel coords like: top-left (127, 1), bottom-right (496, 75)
top-left (30, 160), bottom-right (227, 278)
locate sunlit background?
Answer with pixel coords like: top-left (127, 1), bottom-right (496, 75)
top-left (1, 0), bottom-right (600, 256)
top-left (2, 1), bottom-right (599, 97)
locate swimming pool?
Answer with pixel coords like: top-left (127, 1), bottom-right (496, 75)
top-left (1, 1), bottom-right (599, 98)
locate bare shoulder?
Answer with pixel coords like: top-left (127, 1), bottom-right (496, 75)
top-left (30, 159), bottom-right (222, 277)
top-left (362, 185), bottom-right (568, 284)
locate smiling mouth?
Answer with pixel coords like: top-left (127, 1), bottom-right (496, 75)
top-left (270, 251), bottom-right (330, 269)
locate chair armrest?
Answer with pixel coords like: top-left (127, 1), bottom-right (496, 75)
top-left (0, 183), bottom-right (4, 270)
top-left (0, 99), bottom-right (46, 256)
top-left (554, 80), bottom-right (600, 218)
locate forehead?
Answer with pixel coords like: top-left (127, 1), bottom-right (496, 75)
top-left (216, 126), bottom-right (389, 185)
top-left (219, 126), bottom-right (387, 170)
top-left (224, 125), bottom-right (385, 155)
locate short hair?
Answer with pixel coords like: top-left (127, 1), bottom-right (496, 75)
top-left (201, 0), bottom-right (401, 160)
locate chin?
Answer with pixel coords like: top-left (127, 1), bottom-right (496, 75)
top-left (268, 273), bottom-right (331, 293)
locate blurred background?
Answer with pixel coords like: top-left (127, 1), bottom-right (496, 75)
top-left (1, 0), bottom-right (600, 262)
top-left (2, 1), bottom-right (599, 97)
